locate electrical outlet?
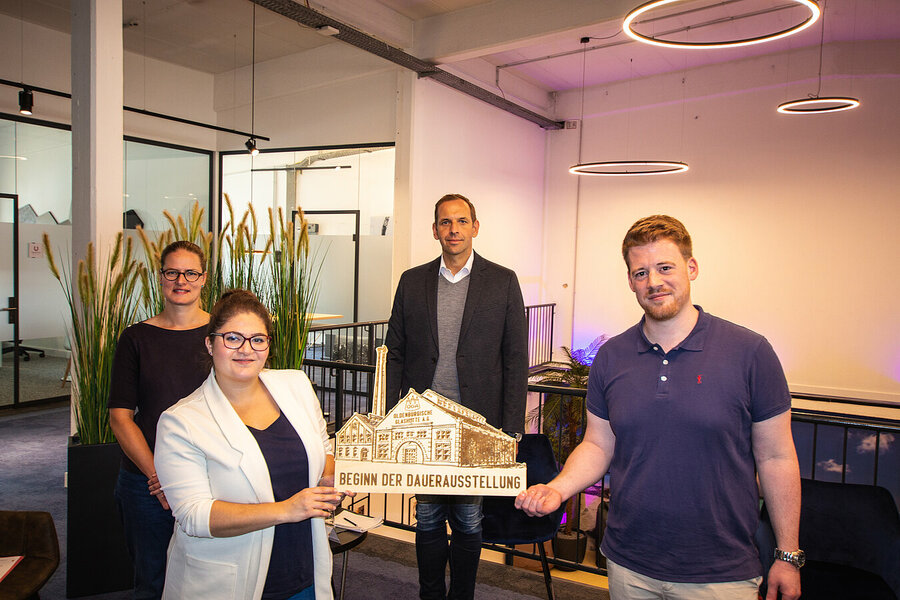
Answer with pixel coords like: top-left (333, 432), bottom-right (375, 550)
top-left (565, 120), bottom-right (579, 130)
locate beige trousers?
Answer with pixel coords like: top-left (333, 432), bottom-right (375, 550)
top-left (607, 558), bottom-right (763, 600)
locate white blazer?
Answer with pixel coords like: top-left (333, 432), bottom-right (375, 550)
top-left (155, 369), bottom-right (333, 600)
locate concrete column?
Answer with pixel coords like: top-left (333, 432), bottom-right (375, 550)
top-left (71, 0), bottom-right (123, 268)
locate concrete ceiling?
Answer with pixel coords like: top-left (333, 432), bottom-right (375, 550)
top-left (3, 0), bottom-right (898, 98)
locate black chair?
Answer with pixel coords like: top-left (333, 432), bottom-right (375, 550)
top-left (481, 433), bottom-right (565, 600)
top-left (757, 478), bottom-right (900, 600)
top-left (2, 341), bottom-right (45, 362)
top-left (0, 511), bottom-right (60, 600)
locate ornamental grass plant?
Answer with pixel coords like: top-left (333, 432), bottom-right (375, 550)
top-left (220, 193), bottom-right (270, 296)
top-left (44, 198), bottom-right (321, 442)
top-left (43, 232), bottom-right (145, 444)
top-left (263, 207), bottom-right (322, 369)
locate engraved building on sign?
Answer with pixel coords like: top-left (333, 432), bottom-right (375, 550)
top-left (335, 345), bottom-right (517, 468)
top-left (336, 389), bottom-right (517, 467)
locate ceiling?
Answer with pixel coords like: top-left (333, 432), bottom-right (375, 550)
top-left (2, 0), bottom-right (898, 99)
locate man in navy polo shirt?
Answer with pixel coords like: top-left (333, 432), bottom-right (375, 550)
top-left (516, 215), bottom-right (802, 600)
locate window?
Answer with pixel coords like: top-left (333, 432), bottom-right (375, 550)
top-left (220, 144), bottom-right (395, 323)
top-left (435, 444), bottom-right (451, 461)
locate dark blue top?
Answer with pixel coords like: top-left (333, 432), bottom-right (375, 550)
top-left (248, 412), bottom-right (314, 599)
top-left (109, 322), bottom-right (209, 473)
top-left (587, 307), bottom-right (791, 583)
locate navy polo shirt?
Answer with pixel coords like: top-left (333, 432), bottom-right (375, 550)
top-left (587, 306), bottom-right (790, 583)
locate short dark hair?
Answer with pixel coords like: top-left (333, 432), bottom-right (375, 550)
top-left (160, 240), bottom-right (205, 271)
top-left (434, 194), bottom-right (477, 225)
top-left (622, 215), bottom-right (693, 267)
top-left (207, 289), bottom-right (275, 360)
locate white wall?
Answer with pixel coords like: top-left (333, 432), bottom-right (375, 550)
top-left (0, 14), bottom-right (217, 151)
top-left (0, 222), bottom-right (71, 344)
top-left (402, 78), bottom-right (548, 305)
top-left (213, 42), bottom-right (399, 153)
top-left (546, 40), bottom-right (900, 402)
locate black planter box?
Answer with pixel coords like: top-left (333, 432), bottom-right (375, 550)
top-left (66, 437), bottom-right (133, 597)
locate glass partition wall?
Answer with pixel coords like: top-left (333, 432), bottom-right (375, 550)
top-left (221, 144), bottom-right (395, 325)
top-left (0, 116), bottom-right (212, 408)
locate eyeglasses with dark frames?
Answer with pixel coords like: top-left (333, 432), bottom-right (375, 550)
top-left (161, 268), bottom-right (204, 282)
top-left (209, 331), bottom-right (271, 351)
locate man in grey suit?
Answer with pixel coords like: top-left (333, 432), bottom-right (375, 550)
top-left (385, 193), bottom-right (528, 600)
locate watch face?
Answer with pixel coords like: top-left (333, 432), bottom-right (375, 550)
top-left (775, 548), bottom-right (806, 568)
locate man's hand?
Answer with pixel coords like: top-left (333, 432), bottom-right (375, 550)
top-left (765, 559), bottom-right (801, 600)
top-left (514, 484), bottom-right (563, 517)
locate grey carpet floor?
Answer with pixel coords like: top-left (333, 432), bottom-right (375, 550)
top-left (0, 406), bottom-right (607, 600)
top-left (0, 354), bottom-right (70, 407)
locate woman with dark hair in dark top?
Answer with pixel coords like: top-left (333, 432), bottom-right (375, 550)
top-left (155, 289), bottom-right (351, 600)
top-left (108, 240), bottom-right (210, 600)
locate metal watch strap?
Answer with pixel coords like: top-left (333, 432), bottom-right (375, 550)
top-left (774, 547), bottom-right (805, 568)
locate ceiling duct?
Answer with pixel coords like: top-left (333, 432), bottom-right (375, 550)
top-left (251, 0), bottom-right (564, 130)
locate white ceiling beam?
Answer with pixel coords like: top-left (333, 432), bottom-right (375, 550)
top-left (413, 0), bottom-right (635, 62)
top-left (313, 0), bottom-right (415, 49)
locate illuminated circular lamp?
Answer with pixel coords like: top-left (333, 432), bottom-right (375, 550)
top-left (777, 96), bottom-right (859, 114)
top-left (569, 161), bottom-right (689, 176)
top-left (623, 0), bottom-right (821, 49)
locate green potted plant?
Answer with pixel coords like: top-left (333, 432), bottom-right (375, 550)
top-left (263, 206), bottom-right (321, 369)
top-left (43, 232), bottom-right (145, 596)
top-left (527, 335), bottom-right (607, 568)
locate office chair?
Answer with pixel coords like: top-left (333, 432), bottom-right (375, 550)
top-left (481, 433), bottom-right (566, 600)
top-left (0, 511), bottom-right (60, 600)
top-left (2, 340), bottom-right (45, 362)
top-left (757, 478), bottom-right (900, 600)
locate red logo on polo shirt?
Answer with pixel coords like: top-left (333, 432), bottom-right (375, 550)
top-left (697, 375), bottom-right (702, 384)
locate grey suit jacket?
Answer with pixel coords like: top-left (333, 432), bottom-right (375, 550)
top-left (384, 252), bottom-right (527, 433)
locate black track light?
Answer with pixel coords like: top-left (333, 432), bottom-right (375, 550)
top-left (18, 88), bottom-right (33, 115)
top-left (245, 138), bottom-right (259, 156)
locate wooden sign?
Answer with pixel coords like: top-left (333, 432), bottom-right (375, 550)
top-left (333, 347), bottom-right (526, 496)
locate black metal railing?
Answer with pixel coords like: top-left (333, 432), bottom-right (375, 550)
top-left (790, 409), bottom-right (900, 489)
top-left (304, 302), bottom-right (556, 371)
top-left (303, 358), bottom-right (374, 434)
top-left (306, 320), bottom-right (388, 365)
top-left (303, 357), bottom-right (900, 577)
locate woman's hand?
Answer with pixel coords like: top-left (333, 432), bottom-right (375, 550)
top-left (317, 475), bottom-right (357, 507)
top-left (282, 487), bottom-right (344, 522)
top-left (147, 473), bottom-right (170, 510)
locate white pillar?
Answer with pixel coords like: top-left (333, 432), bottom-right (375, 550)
top-left (71, 0), bottom-right (123, 267)
top-left (69, 0), bottom-right (123, 436)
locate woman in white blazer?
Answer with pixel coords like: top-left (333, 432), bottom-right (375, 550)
top-left (155, 290), bottom-right (347, 600)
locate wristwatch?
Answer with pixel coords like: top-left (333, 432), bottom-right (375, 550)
top-left (505, 431), bottom-right (523, 442)
top-left (774, 548), bottom-right (806, 568)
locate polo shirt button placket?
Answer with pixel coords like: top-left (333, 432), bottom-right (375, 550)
top-left (654, 346), bottom-right (671, 397)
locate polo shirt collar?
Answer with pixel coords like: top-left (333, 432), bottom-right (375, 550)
top-left (635, 305), bottom-right (710, 353)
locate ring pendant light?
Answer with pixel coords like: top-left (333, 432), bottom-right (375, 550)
top-left (777, 1), bottom-right (858, 114)
top-left (570, 160), bottom-right (689, 176)
top-left (568, 38), bottom-right (688, 177)
top-left (777, 97), bottom-right (859, 113)
top-left (623, 0), bottom-right (821, 49)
